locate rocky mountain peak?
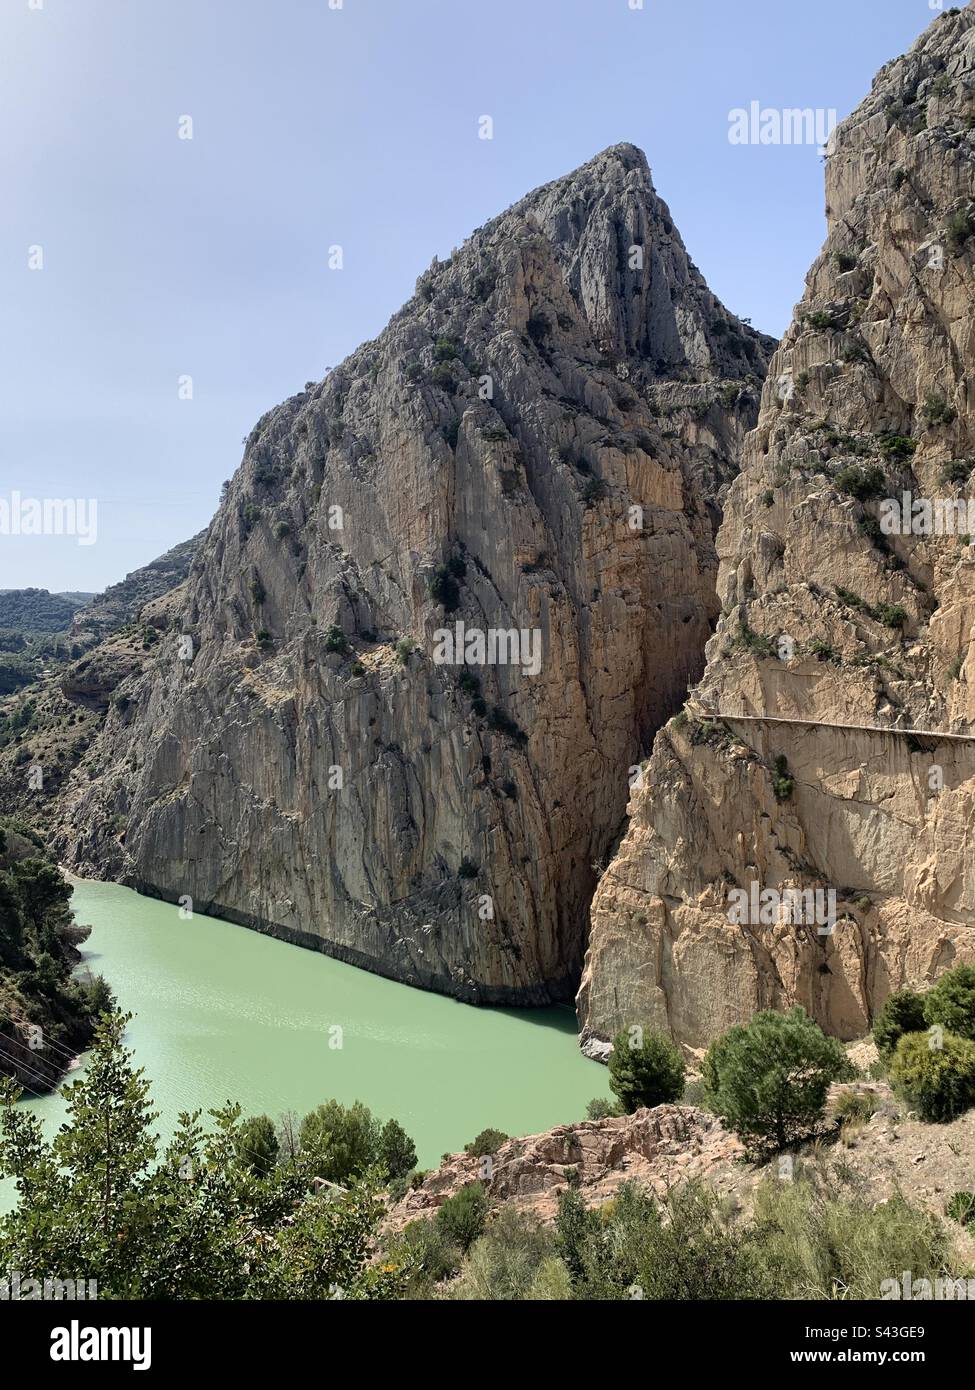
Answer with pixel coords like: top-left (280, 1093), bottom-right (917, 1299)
top-left (53, 145), bottom-right (773, 1005)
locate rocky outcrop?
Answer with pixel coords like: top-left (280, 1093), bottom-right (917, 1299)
top-left (579, 7), bottom-right (975, 1054)
top-left (53, 145), bottom-right (773, 1003)
top-left (385, 1105), bottom-right (744, 1230)
top-left (386, 1080), bottom-right (975, 1248)
top-left (71, 532), bottom-right (205, 641)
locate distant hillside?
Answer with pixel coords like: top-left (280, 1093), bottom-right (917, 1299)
top-left (0, 588), bottom-right (93, 633)
top-left (71, 532), bottom-right (205, 639)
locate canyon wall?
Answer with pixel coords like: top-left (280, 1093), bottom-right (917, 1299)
top-left (580, 7), bottom-right (975, 1054)
top-left (55, 145), bottom-right (772, 1003)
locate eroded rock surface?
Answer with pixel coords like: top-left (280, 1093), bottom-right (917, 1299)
top-left (385, 1105), bottom-right (744, 1230)
top-left (580, 8), bottom-right (975, 1053)
top-left (54, 145), bottom-right (772, 1002)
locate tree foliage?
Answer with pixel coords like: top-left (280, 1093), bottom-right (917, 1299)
top-left (889, 1030), bottom-right (975, 1123)
top-left (702, 1007), bottom-right (851, 1149)
top-left (0, 1014), bottom-right (403, 1300)
top-left (608, 1027), bottom-right (685, 1113)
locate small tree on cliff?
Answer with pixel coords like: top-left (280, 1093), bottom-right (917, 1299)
top-left (703, 1007), bottom-right (852, 1151)
top-left (608, 1026), bottom-right (685, 1113)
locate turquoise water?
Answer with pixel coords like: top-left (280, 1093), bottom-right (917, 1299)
top-left (4, 878), bottom-right (609, 1196)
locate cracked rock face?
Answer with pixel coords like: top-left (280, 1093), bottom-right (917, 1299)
top-left (385, 1104), bottom-right (744, 1231)
top-left (55, 145), bottom-right (772, 1003)
top-left (579, 8), bottom-right (975, 1054)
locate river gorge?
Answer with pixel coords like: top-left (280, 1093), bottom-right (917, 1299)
top-left (2, 877), bottom-right (611, 1209)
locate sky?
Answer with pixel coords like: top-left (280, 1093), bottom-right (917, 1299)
top-left (0, 0), bottom-right (951, 592)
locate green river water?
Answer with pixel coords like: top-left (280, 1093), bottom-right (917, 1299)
top-left (4, 878), bottom-right (610, 1201)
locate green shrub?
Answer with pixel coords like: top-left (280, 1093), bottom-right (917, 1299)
top-left (941, 458), bottom-right (972, 486)
top-left (299, 1099), bottom-right (378, 1183)
top-left (946, 1191), bottom-right (975, 1228)
top-left (431, 362), bottom-right (457, 392)
top-left (556, 1181), bottom-right (774, 1301)
top-left (889, 1030), bottom-right (975, 1122)
top-left (875, 602), bottom-right (908, 629)
top-left (608, 1027), bottom-right (685, 1113)
top-left (472, 266), bottom-right (497, 303)
top-left (376, 1119), bottom-right (417, 1181)
top-left (703, 1007), bottom-right (851, 1149)
top-left (487, 706), bottom-right (527, 744)
top-left (832, 1089), bottom-right (878, 1140)
top-left (834, 462), bottom-right (887, 501)
top-left (947, 207), bottom-right (975, 252)
top-left (734, 621), bottom-right (777, 657)
top-left (430, 565), bottom-right (461, 612)
top-left (873, 988), bottom-right (927, 1060)
top-left (804, 310), bottom-right (841, 332)
top-left (585, 1097), bottom-right (622, 1121)
top-left (922, 964), bottom-right (975, 1041)
top-left (877, 433), bottom-right (917, 461)
top-left (457, 857), bottom-right (479, 880)
top-left (448, 1205), bottom-right (556, 1300)
top-left (464, 1127), bottom-right (509, 1157)
top-left (751, 1171), bottom-right (950, 1299)
top-left (389, 1217), bottom-right (462, 1293)
top-left (835, 585), bottom-right (870, 613)
top-left (0, 1015), bottom-right (402, 1302)
top-left (323, 624), bottom-right (350, 655)
top-left (771, 754), bottom-right (795, 801)
top-left (436, 1183), bottom-right (488, 1251)
top-left (458, 670), bottom-right (481, 697)
top-left (922, 393), bottom-right (957, 427)
top-left (394, 636), bottom-right (414, 664)
top-left (235, 1114), bottom-right (279, 1177)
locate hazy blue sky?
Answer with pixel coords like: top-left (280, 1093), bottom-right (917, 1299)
top-left (1, 0), bottom-right (945, 592)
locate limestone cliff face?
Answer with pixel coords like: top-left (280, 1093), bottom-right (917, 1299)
top-left (56, 145), bottom-right (772, 1002)
top-left (579, 8), bottom-right (975, 1054)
